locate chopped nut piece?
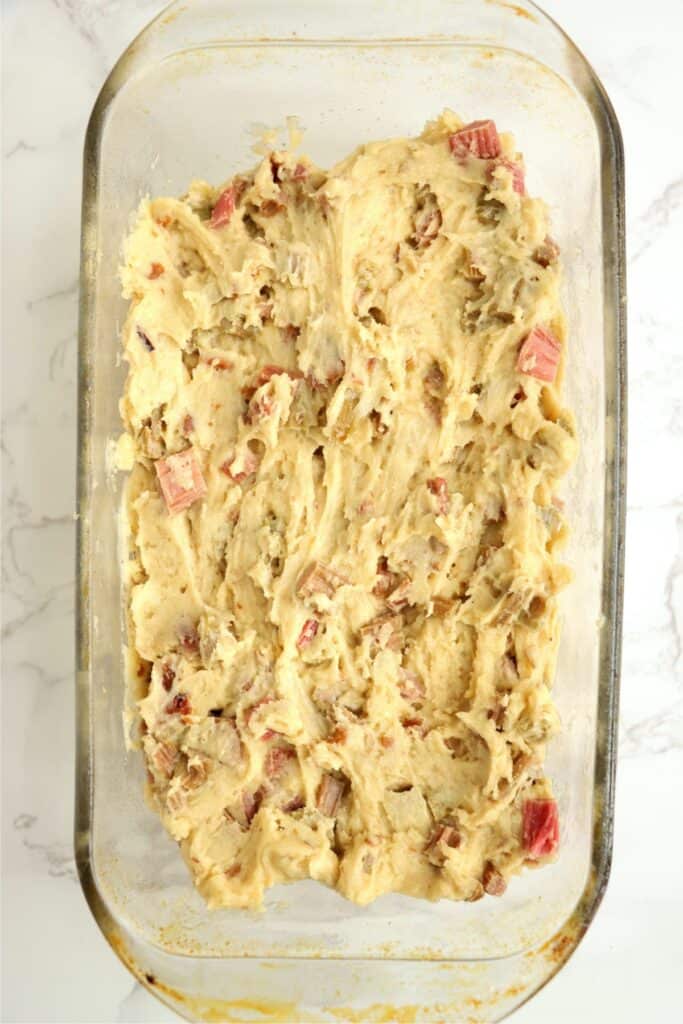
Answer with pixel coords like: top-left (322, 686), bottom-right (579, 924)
top-left (426, 823), bottom-right (461, 865)
top-left (123, 115), bottom-right (573, 910)
top-left (360, 612), bottom-right (403, 651)
top-left (385, 579), bottom-right (413, 612)
top-left (424, 361), bottom-right (446, 395)
top-left (491, 158), bottom-right (525, 196)
top-left (532, 235), bottom-right (560, 268)
top-left (242, 788), bottom-right (263, 826)
top-left (177, 621), bottom-right (200, 653)
top-left (482, 861), bottom-right (507, 896)
top-left (160, 661), bottom-right (175, 692)
top-left (260, 199), bottom-right (285, 216)
top-left (283, 795), bottom-right (305, 813)
top-left (372, 557), bottom-right (401, 598)
top-left (431, 596), bottom-right (455, 618)
top-left (327, 725), bottom-right (348, 744)
top-left (151, 741), bottom-right (178, 779)
top-left (296, 561), bottom-right (348, 599)
top-left (166, 693), bottom-right (191, 716)
top-left (243, 364), bottom-right (303, 401)
top-left (316, 774), bottom-right (347, 817)
top-left (398, 669), bottom-right (425, 705)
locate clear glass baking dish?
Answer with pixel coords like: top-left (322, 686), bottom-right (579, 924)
top-left (75, 1), bottom-right (626, 1019)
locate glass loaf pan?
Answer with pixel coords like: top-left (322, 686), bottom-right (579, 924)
top-left (76, 1), bottom-right (626, 1019)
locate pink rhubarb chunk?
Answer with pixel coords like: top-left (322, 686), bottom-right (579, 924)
top-left (516, 325), bottom-right (561, 382)
top-left (220, 448), bottom-right (260, 484)
top-left (449, 119), bottom-right (501, 159)
top-left (523, 798), bottom-right (560, 858)
top-left (297, 618), bottom-right (319, 649)
top-left (155, 448), bottom-right (207, 515)
top-left (427, 476), bottom-right (450, 515)
top-left (496, 158), bottom-right (525, 195)
top-left (264, 745), bottom-right (296, 779)
top-left (209, 186), bottom-right (236, 229)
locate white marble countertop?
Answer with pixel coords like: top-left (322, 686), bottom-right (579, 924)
top-left (2, 0), bottom-right (682, 1020)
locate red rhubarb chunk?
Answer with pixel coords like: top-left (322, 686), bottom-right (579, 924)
top-left (165, 692), bottom-right (191, 716)
top-left (516, 325), bottom-right (561, 383)
top-left (220, 448), bottom-right (260, 483)
top-left (449, 119), bottom-right (501, 159)
top-left (155, 448), bottom-right (207, 515)
top-left (522, 798), bottom-right (559, 858)
top-left (297, 618), bottom-right (319, 649)
top-left (427, 476), bottom-right (450, 515)
top-left (264, 745), bottom-right (296, 779)
top-left (209, 186), bottom-right (236, 229)
top-left (495, 157), bottom-right (525, 195)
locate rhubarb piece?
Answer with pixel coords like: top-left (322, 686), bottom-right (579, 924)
top-left (243, 364), bottom-right (304, 400)
top-left (155, 448), bottom-right (207, 515)
top-left (220, 448), bottom-right (261, 483)
top-left (449, 119), bottom-right (501, 159)
top-left (427, 476), bottom-right (450, 515)
top-left (297, 618), bottom-right (319, 649)
top-left (426, 822), bottom-right (461, 865)
top-left (209, 185), bottom-right (236, 228)
top-left (491, 158), bottom-right (525, 195)
top-left (522, 798), bottom-right (559, 858)
top-left (385, 579), bottom-right (413, 612)
top-left (428, 823), bottom-right (461, 849)
top-left (165, 692), bottom-right (191, 716)
top-left (516, 325), bottom-right (561, 383)
top-left (360, 612), bottom-right (403, 651)
top-left (283, 795), bottom-right (305, 813)
top-left (264, 745), bottom-right (296, 779)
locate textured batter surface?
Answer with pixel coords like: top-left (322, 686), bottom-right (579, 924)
top-left (119, 112), bottom-right (576, 909)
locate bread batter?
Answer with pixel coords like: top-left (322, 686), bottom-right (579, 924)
top-left (119, 111), bottom-right (576, 908)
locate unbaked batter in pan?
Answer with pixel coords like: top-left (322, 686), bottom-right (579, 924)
top-left (119, 111), bottom-right (576, 908)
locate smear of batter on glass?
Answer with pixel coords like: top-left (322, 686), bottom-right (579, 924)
top-left (119, 111), bottom-right (576, 909)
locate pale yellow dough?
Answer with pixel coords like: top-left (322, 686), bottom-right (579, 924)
top-left (120, 111), bottom-right (576, 909)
